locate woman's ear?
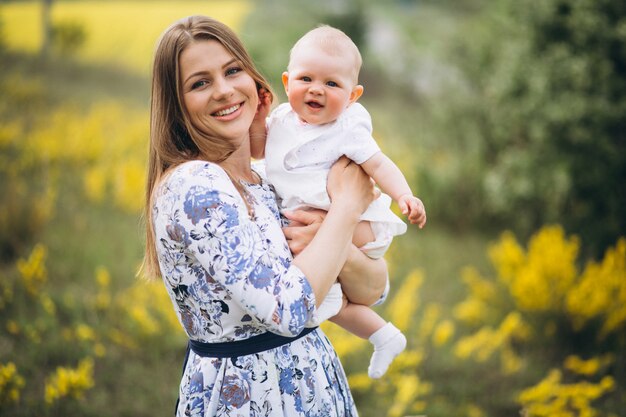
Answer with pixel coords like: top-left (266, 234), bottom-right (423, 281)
top-left (282, 72), bottom-right (290, 93)
top-left (349, 85), bottom-right (364, 104)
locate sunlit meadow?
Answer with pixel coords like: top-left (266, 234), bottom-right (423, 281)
top-left (0, 1), bottom-right (624, 416)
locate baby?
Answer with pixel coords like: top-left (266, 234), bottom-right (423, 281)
top-left (251, 25), bottom-right (426, 378)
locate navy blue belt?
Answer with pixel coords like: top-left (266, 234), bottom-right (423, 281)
top-left (188, 326), bottom-right (318, 358)
top-left (175, 327), bottom-right (318, 414)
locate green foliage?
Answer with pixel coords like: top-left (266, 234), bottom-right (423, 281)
top-left (0, 67), bottom-right (54, 261)
top-left (241, 0), bottom-right (370, 99)
top-left (51, 20), bottom-right (87, 55)
top-left (0, 15), bottom-right (5, 53)
top-left (441, 0), bottom-right (626, 254)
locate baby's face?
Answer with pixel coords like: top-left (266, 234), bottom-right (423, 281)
top-left (283, 46), bottom-right (361, 125)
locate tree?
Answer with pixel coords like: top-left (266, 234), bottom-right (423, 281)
top-left (448, 0), bottom-right (626, 254)
top-left (40, 0), bottom-right (53, 58)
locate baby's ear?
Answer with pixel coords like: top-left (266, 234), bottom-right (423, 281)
top-left (281, 72), bottom-right (290, 92)
top-left (349, 85), bottom-right (364, 104)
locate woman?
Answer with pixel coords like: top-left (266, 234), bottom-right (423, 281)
top-left (142, 15), bottom-right (389, 416)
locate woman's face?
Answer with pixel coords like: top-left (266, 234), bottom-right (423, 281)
top-left (179, 39), bottom-right (258, 146)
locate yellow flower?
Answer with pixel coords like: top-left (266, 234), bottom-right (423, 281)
top-left (84, 166), bottom-right (107, 203)
top-left (518, 367), bottom-right (614, 417)
top-left (75, 324), bottom-right (96, 342)
top-left (93, 343), bottom-right (107, 358)
top-left (387, 374), bottom-right (430, 417)
top-left (563, 354), bottom-right (614, 377)
top-left (0, 362), bottom-right (25, 404)
top-left (95, 266), bottom-right (110, 287)
top-left (489, 231), bottom-right (525, 285)
top-left (501, 346), bottom-right (523, 374)
top-left (467, 404), bottom-right (486, 417)
top-left (461, 266), bottom-right (497, 302)
top-left (40, 294), bottom-right (56, 316)
top-left (418, 303), bottom-right (441, 343)
top-left (387, 269), bottom-right (424, 333)
top-left (113, 160), bottom-right (146, 212)
top-left (566, 237), bottom-right (626, 336)
top-left (16, 244), bottom-right (47, 296)
top-left (432, 320), bottom-right (455, 347)
top-left (44, 358), bottom-right (95, 405)
top-left (347, 372), bottom-right (372, 392)
top-left (453, 297), bottom-right (489, 326)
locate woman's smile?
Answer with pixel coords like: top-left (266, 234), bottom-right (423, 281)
top-left (212, 103), bottom-right (243, 118)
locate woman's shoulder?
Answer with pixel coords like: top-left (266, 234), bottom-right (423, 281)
top-left (166, 160), bottom-right (228, 183)
top-left (159, 160), bottom-right (236, 197)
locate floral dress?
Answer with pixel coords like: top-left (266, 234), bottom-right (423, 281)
top-left (153, 160), bottom-right (358, 417)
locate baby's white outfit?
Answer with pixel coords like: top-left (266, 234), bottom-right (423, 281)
top-left (265, 102), bottom-right (405, 325)
top-left (265, 102), bottom-right (407, 260)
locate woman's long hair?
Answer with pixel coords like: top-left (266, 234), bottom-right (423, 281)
top-left (141, 15), bottom-right (273, 279)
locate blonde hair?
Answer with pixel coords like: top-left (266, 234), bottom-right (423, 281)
top-left (141, 15), bottom-right (273, 279)
top-left (289, 25), bottom-right (362, 83)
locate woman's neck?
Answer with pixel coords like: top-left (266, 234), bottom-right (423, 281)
top-left (219, 143), bottom-right (259, 184)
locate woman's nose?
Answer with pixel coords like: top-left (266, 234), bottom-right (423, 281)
top-left (212, 77), bottom-right (234, 100)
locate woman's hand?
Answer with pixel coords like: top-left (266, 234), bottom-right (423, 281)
top-left (250, 88), bottom-right (272, 159)
top-left (327, 156), bottom-right (378, 217)
top-left (283, 209), bottom-right (326, 255)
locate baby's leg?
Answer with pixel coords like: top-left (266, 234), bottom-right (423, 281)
top-left (352, 220), bottom-right (375, 248)
top-left (330, 300), bottom-right (385, 339)
top-left (330, 303), bottom-right (406, 378)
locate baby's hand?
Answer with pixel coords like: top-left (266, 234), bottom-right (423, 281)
top-left (398, 194), bottom-right (427, 228)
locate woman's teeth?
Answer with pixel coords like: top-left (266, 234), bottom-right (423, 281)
top-left (214, 104), bottom-right (240, 116)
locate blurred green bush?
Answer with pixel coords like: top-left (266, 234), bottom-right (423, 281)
top-left (431, 0), bottom-right (626, 255)
top-left (51, 20), bottom-right (87, 55)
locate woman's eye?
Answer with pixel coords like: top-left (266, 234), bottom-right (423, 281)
top-left (191, 80), bottom-right (208, 90)
top-left (326, 81), bottom-right (338, 87)
top-left (226, 67), bottom-right (242, 76)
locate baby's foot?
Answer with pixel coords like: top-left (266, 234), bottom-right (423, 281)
top-left (367, 323), bottom-right (407, 379)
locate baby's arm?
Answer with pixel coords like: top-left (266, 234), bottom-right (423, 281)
top-left (250, 88), bottom-right (272, 160)
top-left (361, 152), bottom-right (427, 228)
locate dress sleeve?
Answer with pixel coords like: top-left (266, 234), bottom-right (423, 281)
top-left (158, 163), bottom-right (316, 337)
top-left (340, 103), bottom-right (381, 164)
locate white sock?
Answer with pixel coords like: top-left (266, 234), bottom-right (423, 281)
top-left (367, 322), bottom-right (407, 379)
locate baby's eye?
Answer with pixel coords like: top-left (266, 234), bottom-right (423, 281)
top-left (301, 76), bottom-right (312, 82)
top-left (326, 81), bottom-right (338, 87)
top-left (191, 80), bottom-right (209, 90)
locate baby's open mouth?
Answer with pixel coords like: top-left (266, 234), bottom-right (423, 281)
top-left (306, 101), bottom-right (323, 109)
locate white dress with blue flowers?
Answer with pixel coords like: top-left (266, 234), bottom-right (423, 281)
top-left (153, 161), bottom-right (358, 417)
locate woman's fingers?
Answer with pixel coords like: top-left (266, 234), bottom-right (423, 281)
top-left (282, 210), bottom-right (325, 255)
top-left (283, 209), bottom-right (323, 226)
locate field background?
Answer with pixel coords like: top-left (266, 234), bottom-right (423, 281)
top-left (0, 1), bottom-right (624, 416)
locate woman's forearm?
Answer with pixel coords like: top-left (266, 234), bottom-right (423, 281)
top-left (292, 202), bottom-right (361, 307)
top-left (339, 245), bottom-right (388, 306)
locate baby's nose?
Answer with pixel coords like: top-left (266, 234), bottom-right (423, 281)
top-left (308, 84), bottom-right (323, 94)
